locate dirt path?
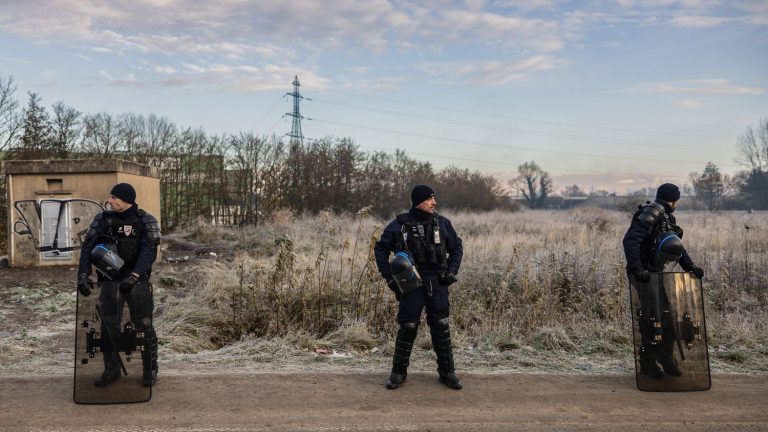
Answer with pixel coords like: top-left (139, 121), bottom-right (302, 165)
top-left (2, 373), bottom-right (767, 431)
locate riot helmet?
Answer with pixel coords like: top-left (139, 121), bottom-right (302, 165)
top-left (91, 241), bottom-right (125, 280)
top-left (389, 251), bottom-right (422, 293)
top-left (654, 232), bottom-right (684, 269)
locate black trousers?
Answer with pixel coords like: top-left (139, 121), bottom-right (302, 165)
top-left (633, 277), bottom-right (675, 363)
top-left (396, 280), bottom-right (449, 325)
top-left (98, 279), bottom-right (155, 365)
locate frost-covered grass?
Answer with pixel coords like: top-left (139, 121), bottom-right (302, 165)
top-left (2, 208), bottom-right (766, 376)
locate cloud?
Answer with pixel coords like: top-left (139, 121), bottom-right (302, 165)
top-left (339, 76), bottom-right (408, 92)
top-left (672, 98), bottom-right (704, 109)
top-left (0, 0), bottom-right (566, 57)
top-left (153, 65), bottom-right (176, 74)
top-left (630, 79), bottom-right (764, 96)
top-left (437, 9), bottom-right (563, 51)
top-left (492, 0), bottom-right (558, 11)
top-left (669, 15), bottom-right (734, 27)
top-left (105, 62), bottom-right (331, 92)
top-left (615, 0), bottom-right (721, 9)
top-left (418, 56), bottom-right (560, 85)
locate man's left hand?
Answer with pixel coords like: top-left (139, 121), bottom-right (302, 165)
top-left (119, 274), bottom-right (139, 294)
top-left (439, 273), bottom-right (457, 286)
top-left (690, 266), bottom-right (704, 280)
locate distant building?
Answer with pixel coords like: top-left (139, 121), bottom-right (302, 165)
top-left (3, 159), bottom-right (160, 267)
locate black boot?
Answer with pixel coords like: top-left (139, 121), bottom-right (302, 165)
top-left (95, 353), bottom-right (121, 387)
top-left (141, 327), bottom-right (159, 387)
top-left (386, 372), bottom-right (405, 390)
top-left (386, 322), bottom-right (417, 390)
top-left (640, 361), bottom-right (665, 379)
top-left (430, 318), bottom-right (462, 390)
top-left (438, 369), bottom-right (463, 390)
top-left (638, 345), bottom-right (664, 379)
top-left (657, 324), bottom-right (681, 377)
top-left (659, 357), bottom-right (682, 377)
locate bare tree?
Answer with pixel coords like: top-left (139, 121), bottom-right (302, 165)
top-left (734, 119), bottom-right (768, 210)
top-left (690, 162), bottom-right (730, 211)
top-left (50, 101), bottom-right (82, 158)
top-left (562, 184), bottom-right (587, 197)
top-left (588, 189), bottom-right (613, 197)
top-left (117, 112), bottom-right (145, 156)
top-left (736, 118), bottom-right (768, 172)
top-left (511, 161), bottom-right (552, 209)
top-left (229, 133), bottom-right (284, 225)
top-left (80, 112), bottom-right (120, 157)
top-left (0, 75), bottom-right (22, 155)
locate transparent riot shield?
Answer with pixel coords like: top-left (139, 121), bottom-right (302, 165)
top-left (14, 199), bottom-right (102, 255)
top-left (74, 282), bottom-right (152, 404)
top-left (13, 200), bottom-right (42, 250)
top-left (629, 271), bottom-right (711, 391)
top-left (60, 199), bottom-right (103, 248)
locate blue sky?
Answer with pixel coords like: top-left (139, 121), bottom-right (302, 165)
top-left (1, 0), bottom-right (766, 193)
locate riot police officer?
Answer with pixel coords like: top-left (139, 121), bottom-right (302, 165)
top-left (76, 183), bottom-right (161, 387)
top-left (622, 183), bottom-right (704, 379)
top-left (374, 185), bottom-right (464, 390)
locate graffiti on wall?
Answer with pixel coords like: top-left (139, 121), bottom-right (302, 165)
top-left (13, 199), bottom-right (103, 261)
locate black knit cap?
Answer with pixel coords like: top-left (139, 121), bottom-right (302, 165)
top-left (656, 183), bottom-right (681, 203)
top-left (110, 183), bottom-right (136, 205)
top-left (411, 184), bottom-right (435, 206)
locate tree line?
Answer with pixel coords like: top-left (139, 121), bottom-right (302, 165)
top-left (0, 75), bottom-right (513, 237)
top-left (1, 71), bottom-right (766, 243)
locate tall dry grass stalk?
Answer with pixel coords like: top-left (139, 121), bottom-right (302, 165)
top-left (158, 207), bottom-right (767, 365)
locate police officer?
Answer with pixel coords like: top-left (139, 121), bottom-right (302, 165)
top-left (76, 183), bottom-right (161, 387)
top-left (622, 183), bottom-right (704, 379)
top-left (374, 185), bottom-right (463, 390)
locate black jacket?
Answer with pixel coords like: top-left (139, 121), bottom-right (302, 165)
top-left (622, 199), bottom-right (694, 275)
top-left (78, 205), bottom-right (161, 279)
top-left (374, 207), bottom-right (463, 282)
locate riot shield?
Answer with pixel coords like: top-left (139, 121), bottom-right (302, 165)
top-left (14, 199), bottom-right (102, 256)
top-left (74, 282), bottom-right (152, 404)
top-left (63, 199), bottom-right (104, 248)
top-left (628, 271), bottom-right (710, 391)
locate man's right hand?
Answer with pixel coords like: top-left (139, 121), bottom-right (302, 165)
top-left (77, 274), bottom-right (92, 296)
top-left (633, 270), bottom-right (651, 283)
top-left (387, 279), bottom-right (401, 301)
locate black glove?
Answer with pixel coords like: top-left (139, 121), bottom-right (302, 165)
top-left (77, 274), bottom-right (92, 297)
top-left (119, 274), bottom-right (139, 294)
top-left (439, 273), bottom-right (457, 287)
top-left (690, 266), bottom-right (704, 280)
top-left (387, 279), bottom-right (401, 302)
top-left (633, 270), bottom-right (651, 283)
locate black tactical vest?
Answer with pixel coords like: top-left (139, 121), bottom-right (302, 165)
top-left (100, 209), bottom-right (147, 269)
top-left (634, 202), bottom-right (684, 269)
top-left (395, 213), bottom-right (449, 272)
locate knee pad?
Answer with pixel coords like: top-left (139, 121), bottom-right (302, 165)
top-left (136, 318), bottom-right (153, 332)
top-left (431, 317), bottom-right (450, 330)
top-left (399, 322), bottom-right (418, 338)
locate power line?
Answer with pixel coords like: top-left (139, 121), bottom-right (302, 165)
top-left (355, 144), bottom-right (631, 175)
top-left (334, 90), bottom-right (734, 140)
top-left (252, 97), bottom-right (284, 131)
top-left (312, 96), bottom-right (725, 150)
top-left (312, 117), bottom-right (736, 167)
